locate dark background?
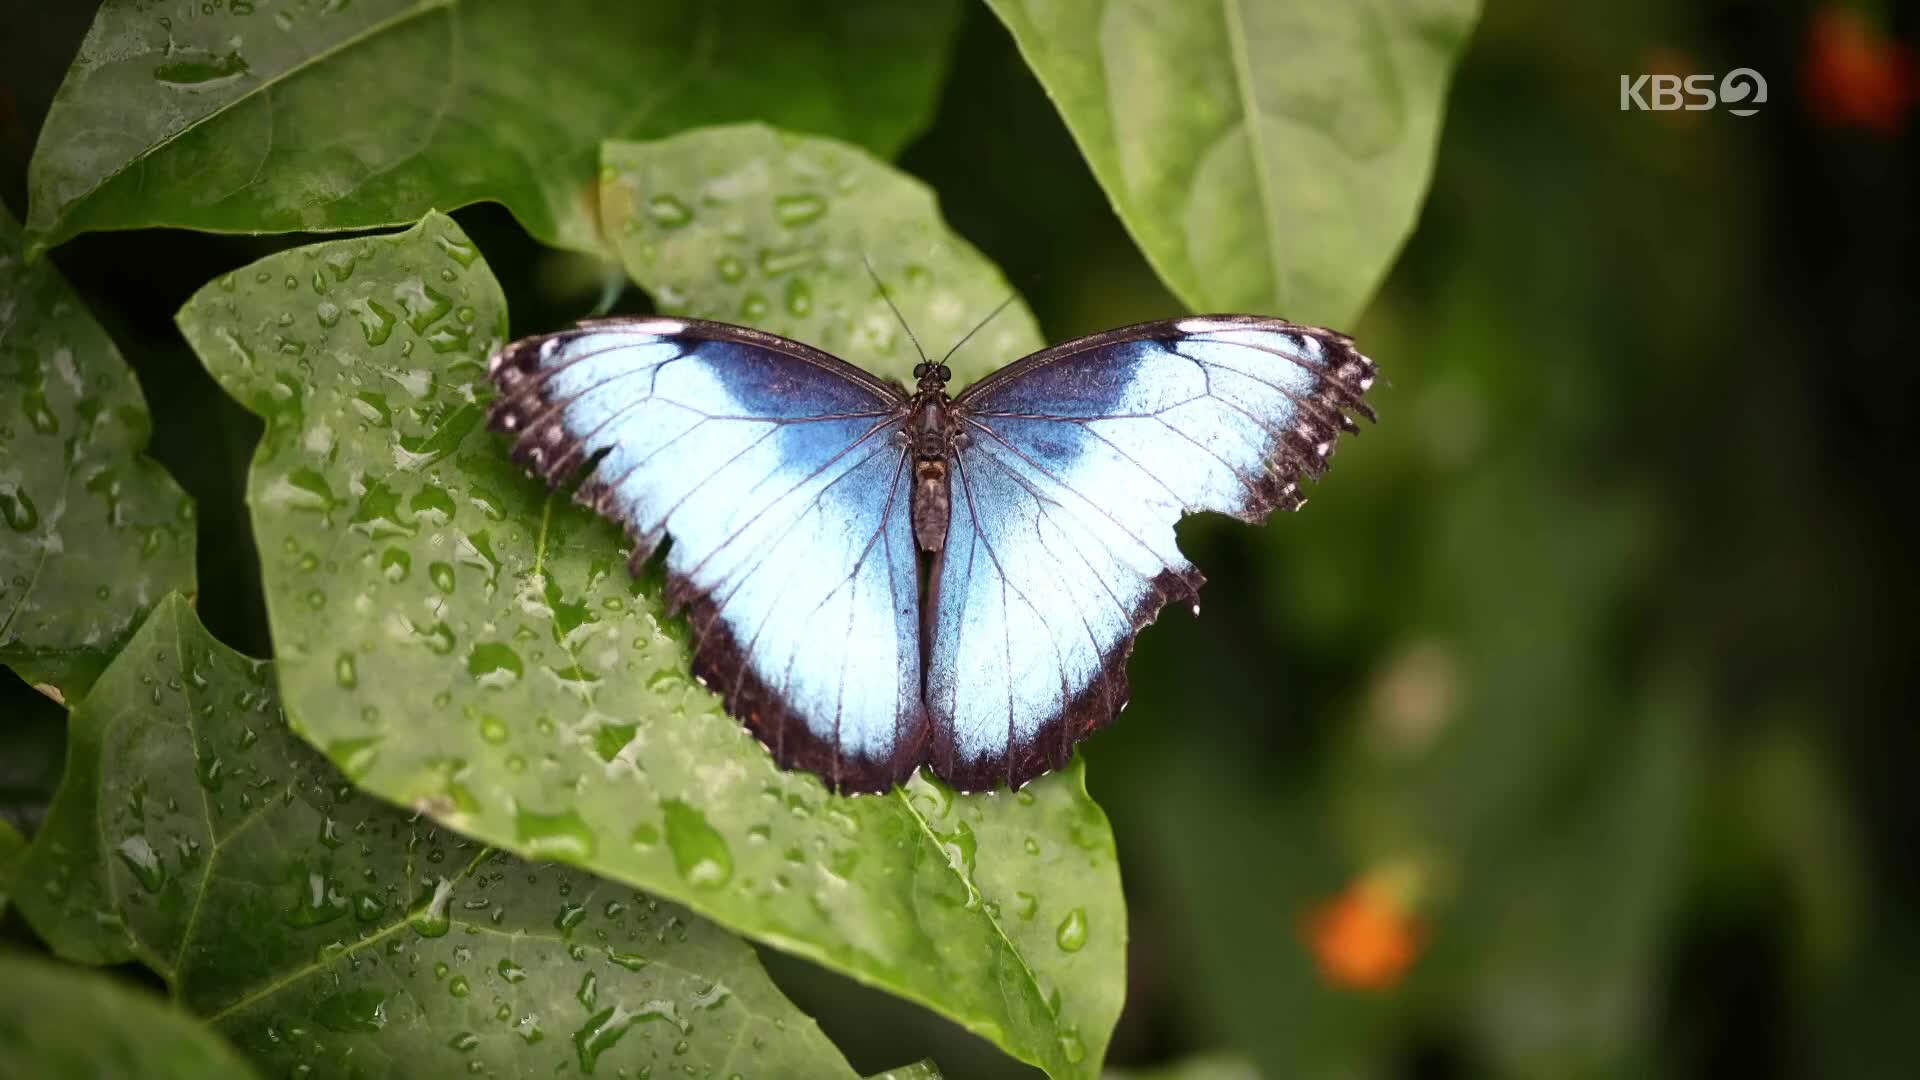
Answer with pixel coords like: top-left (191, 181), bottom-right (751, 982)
top-left (4, 1), bottom-right (1915, 1076)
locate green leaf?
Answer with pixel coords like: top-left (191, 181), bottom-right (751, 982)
top-left (984, 0), bottom-right (1480, 326)
top-left (14, 594), bottom-right (855, 1078)
top-left (601, 124), bottom-right (1045, 388)
top-left (0, 206), bottom-right (195, 700)
top-left (176, 211), bottom-right (1124, 1078)
top-left (0, 950), bottom-right (258, 1080)
top-left (27, 0), bottom-right (961, 255)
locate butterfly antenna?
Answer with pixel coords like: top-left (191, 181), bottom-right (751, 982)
top-left (862, 255), bottom-right (930, 365)
top-left (941, 293), bottom-right (1018, 366)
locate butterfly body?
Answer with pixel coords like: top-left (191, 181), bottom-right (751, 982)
top-left (488, 314), bottom-right (1375, 793)
top-left (902, 367), bottom-right (963, 554)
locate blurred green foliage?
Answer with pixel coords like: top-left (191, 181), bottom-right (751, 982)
top-left (4, 0), bottom-right (1916, 1078)
top-left (0, 949), bottom-right (260, 1079)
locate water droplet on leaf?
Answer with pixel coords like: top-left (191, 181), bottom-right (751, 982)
top-left (313, 988), bottom-right (388, 1033)
top-left (354, 299), bottom-right (397, 346)
top-left (114, 835), bottom-right (166, 893)
top-left (773, 193), bottom-right (826, 227)
top-left (153, 48), bottom-right (251, 89)
top-left (410, 877), bottom-right (455, 937)
top-left (661, 800), bottom-right (732, 889)
top-left (784, 277), bottom-right (813, 317)
top-left (468, 642), bottom-right (523, 687)
top-left (647, 195), bottom-right (693, 228)
top-left (1058, 1028), bottom-right (1086, 1064)
top-left (1056, 907), bottom-right (1089, 952)
top-left (1, 487), bottom-right (39, 531)
top-left (514, 806), bottom-right (596, 862)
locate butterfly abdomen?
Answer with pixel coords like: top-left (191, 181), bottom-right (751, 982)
top-left (906, 393), bottom-right (959, 554)
top-left (912, 458), bottom-right (951, 553)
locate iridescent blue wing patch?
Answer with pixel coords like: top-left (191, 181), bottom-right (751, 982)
top-left (929, 317), bottom-right (1377, 790)
top-left (487, 318), bottom-right (923, 792)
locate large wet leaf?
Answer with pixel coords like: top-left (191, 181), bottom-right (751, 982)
top-left (13, 594), bottom-right (854, 1078)
top-left (0, 206), bottom-right (195, 700)
top-left (985, 0), bottom-right (1480, 326)
top-left (0, 951), bottom-right (257, 1080)
top-left (177, 212), bottom-right (1124, 1077)
top-left (601, 124), bottom-right (1045, 389)
top-left (26, 0), bottom-right (959, 256)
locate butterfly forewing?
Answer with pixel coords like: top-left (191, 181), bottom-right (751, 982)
top-left (487, 318), bottom-right (925, 793)
top-left (928, 317), bottom-right (1377, 789)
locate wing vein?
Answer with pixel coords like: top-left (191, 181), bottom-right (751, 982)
top-left (1170, 340), bottom-right (1351, 432)
top-left (965, 417), bottom-right (1192, 591)
top-left (680, 415), bottom-right (902, 586)
top-left (962, 444), bottom-right (1147, 624)
top-left (949, 450), bottom-right (1074, 783)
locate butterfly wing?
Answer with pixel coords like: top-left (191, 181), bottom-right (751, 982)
top-left (929, 316), bottom-right (1377, 790)
top-left (487, 318), bottom-right (924, 793)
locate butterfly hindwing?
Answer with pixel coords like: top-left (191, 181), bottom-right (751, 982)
top-left (928, 317), bottom-right (1377, 789)
top-left (487, 318), bottom-right (925, 793)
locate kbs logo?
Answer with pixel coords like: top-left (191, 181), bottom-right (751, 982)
top-left (1620, 68), bottom-right (1767, 116)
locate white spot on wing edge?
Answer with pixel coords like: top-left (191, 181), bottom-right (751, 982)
top-left (620, 318), bottom-right (687, 336)
top-left (1174, 317), bottom-right (1245, 334)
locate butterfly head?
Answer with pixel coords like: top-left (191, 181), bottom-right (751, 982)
top-left (912, 361), bottom-right (952, 391)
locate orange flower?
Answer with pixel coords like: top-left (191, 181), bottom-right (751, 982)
top-left (1301, 872), bottom-right (1424, 992)
top-left (1804, 7), bottom-right (1916, 135)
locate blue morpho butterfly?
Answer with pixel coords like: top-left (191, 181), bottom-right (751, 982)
top-left (486, 294), bottom-right (1376, 794)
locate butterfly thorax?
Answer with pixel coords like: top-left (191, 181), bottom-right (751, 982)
top-left (902, 387), bottom-right (964, 554)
